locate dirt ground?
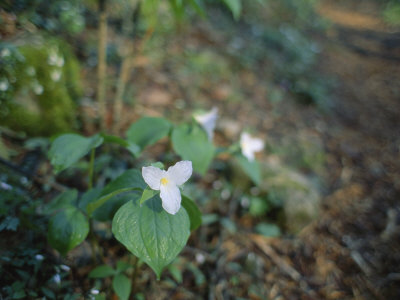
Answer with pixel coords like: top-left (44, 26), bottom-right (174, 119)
top-left (222, 1), bottom-right (400, 299)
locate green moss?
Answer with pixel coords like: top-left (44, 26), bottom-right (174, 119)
top-left (0, 36), bottom-right (82, 136)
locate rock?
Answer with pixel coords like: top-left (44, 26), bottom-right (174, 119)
top-left (260, 156), bottom-right (321, 233)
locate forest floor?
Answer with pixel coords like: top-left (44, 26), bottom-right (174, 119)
top-left (129, 1), bottom-right (400, 299)
top-left (228, 1), bottom-right (400, 299)
top-left (88, 1), bottom-right (400, 299)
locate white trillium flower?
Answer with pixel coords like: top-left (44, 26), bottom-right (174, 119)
top-left (240, 132), bottom-right (264, 162)
top-left (194, 107), bottom-right (218, 141)
top-left (142, 161), bottom-right (193, 215)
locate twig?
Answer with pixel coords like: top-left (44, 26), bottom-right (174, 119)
top-left (97, 0), bottom-right (108, 131)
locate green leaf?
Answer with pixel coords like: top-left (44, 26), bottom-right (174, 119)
top-left (112, 194), bottom-right (190, 279)
top-left (151, 162), bottom-right (164, 169)
top-left (139, 188), bottom-right (159, 205)
top-left (255, 223), bottom-right (281, 237)
top-left (126, 117), bottom-right (171, 153)
top-left (116, 260), bottom-right (130, 273)
top-left (88, 169), bottom-right (146, 219)
top-left (89, 265), bottom-right (116, 278)
top-left (112, 274), bottom-right (131, 300)
top-left (47, 207), bottom-right (89, 256)
top-left (44, 189), bottom-right (78, 215)
top-left (168, 263), bottom-right (183, 283)
top-left (249, 197), bottom-right (270, 217)
top-left (78, 188), bottom-right (102, 213)
top-left (222, 0), bottom-right (241, 20)
top-left (49, 134), bottom-right (103, 173)
top-left (171, 124), bottom-right (215, 175)
top-left (235, 154), bottom-right (261, 185)
top-left (87, 187), bottom-right (140, 217)
top-left (181, 195), bottom-right (202, 231)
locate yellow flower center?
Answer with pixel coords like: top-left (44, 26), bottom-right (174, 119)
top-left (160, 177), bottom-right (169, 186)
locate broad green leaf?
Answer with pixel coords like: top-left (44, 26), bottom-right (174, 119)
top-left (88, 169), bottom-right (146, 220)
top-left (235, 154), bottom-right (261, 185)
top-left (112, 194), bottom-right (190, 279)
top-left (181, 195), bottom-right (202, 231)
top-left (43, 189), bottom-right (78, 215)
top-left (87, 187), bottom-right (140, 217)
top-left (48, 207), bottom-right (89, 255)
top-left (116, 260), bottom-right (130, 273)
top-left (139, 188), bottom-right (159, 205)
top-left (49, 134), bottom-right (103, 173)
top-left (255, 223), bottom-right (281, 237)
top-left (171, 124), bottom-right (215, 175)
top-left (112, 274), bottom-right (131, 300)
top-left (78, 188), bottom-right (102, 213)
top-left (126, 117), bottom-right (171, 153)
top-left (222, 0), bottom-right (241, 20)
top-left (89, 265), bottom-right (115, 278)
top-left (101, 134), bottom-right (128, 147)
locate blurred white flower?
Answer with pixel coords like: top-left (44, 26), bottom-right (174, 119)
top-left (35, 254), bottom-right (44, 261)
top-left (51, 70), bottom-right (62, 82)
top-left (90, 289), bottom-right (100, 295)
top-left (48, 49), bottom-right (64, 67)
top-left (0, 182), bottom-right (12, 190)
top-left (33, 82), bottom-right (44, 95)
top-left (53, 273), bottom-right (61, 284)
top-left (60, 264), bottom-right (70, 272)
top-left (142, 161), bottom-right (193, 215)
top-left (195, 253), bottom-right (206, 264)
top-left (0, 79), bottom-right (9, 91)
top-left (240, 132), bottom-right (264, 161)
top-left (194, 107), bottom-right (218, 141)
top-left (1, 48), bottom-right (11, 57)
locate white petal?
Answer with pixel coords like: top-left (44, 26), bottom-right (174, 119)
top-left (250, 138), bottom-right (264, 152)
top-left (142, 166), bottom-right (166, 190)
top-left (160, 183), bottom-right (181, 214)
top-left (167, 161), bottom-right (193, 186)
top-left (194, 107), bottom-right (218, 141)
top-left (242, 146), bottom-right (255, 161)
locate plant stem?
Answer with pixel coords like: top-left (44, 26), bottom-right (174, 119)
top-left (131, 256), bottom-right (139, 294)
top-left (97, 0), bottom-right (108, 131)
top-left (89, 221), bottom-right (104, 264)
top-left (88, 148), bottom-right (95, 189)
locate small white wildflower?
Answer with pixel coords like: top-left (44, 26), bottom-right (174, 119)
top-left (90, 289), bottom-right (100, 295)
top-left (53, 273), bottom-right (61, 284)
top-left (0, 182), bottom-right (12, 190)
top-left (48, 49), bottom-right (59, 66)
top-left (33, 82), bottom-right (44, 95)
top-left (50, 70), bottom-right (62, 82)
top-left (0, 79), bottom-right (9, 91)
top-left (56, 56), bottom-right (64, 67)
top-left (195, 253), bottom-right (206, 264)
top-left (194, 107), bottom-right (218, 141)
top-left (240, 132), bottom-right (264, 162)
top-left (240, 196), bottom-right (250, 208)
top-left (60, 264), bottom-right (70, 272)
top-left (221, 189), bottom-right (231, 200)
top-left (1, 48), bottom-right (11, 57)
top-left (35, 254), bottom-right (44, 261)
top-left (142, 161), bottom-right (193, 215)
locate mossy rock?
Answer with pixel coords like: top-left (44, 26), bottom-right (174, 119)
top-left (0, 36), bottom-right (82, 136)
